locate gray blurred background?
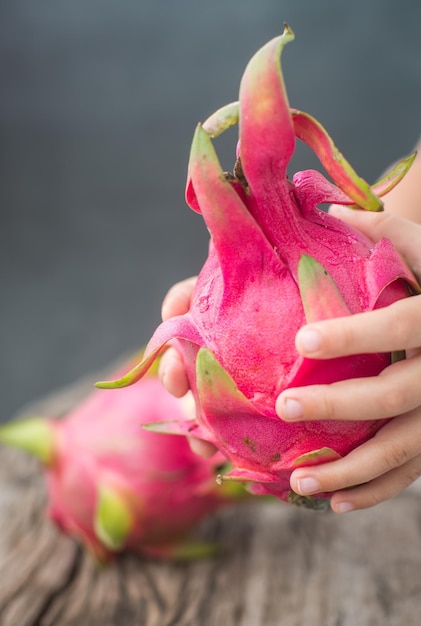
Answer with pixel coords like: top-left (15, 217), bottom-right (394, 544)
top-left (1, 0), bottom-right (421, 420)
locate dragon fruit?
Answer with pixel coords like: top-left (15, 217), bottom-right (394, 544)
top-left (97, 25), bottom-right (419, 509)
top-left (0, 357), bottom-right (244, 561)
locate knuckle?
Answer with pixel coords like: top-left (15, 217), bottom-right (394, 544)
top-left (387, 304), bottom-right (412, 347)
top-left (372, 212), bottom-right (398, 241)
top-left (161, 277), bottom-right (196, 319)
top-left (336, 321), bottom-right (355, 354)
top-left (320, 392), bottom-right (336, 420)
top-left (380, 386), bottom-right (407, 416)
top-left (362, 490), bottom-right (385, 509)
top-left (400, 460), bottom-right (421, 488)
top-left (326, 466), bottom-right (355, 492)
top-left (163, 281), bottom-right (183, 304)
top-left (381, 441), bottom-right (411, 471)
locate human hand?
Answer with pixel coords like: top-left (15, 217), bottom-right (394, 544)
top-left (276, 207), bottom-right (421, 513)
top-left (159, 277), bottom-right (217, 457)
top-left (159, 277), bottom-right (196, 398)
top-left (158, 208), bottom-right (421, 508)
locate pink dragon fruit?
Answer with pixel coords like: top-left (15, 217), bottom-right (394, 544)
top-left (0, 358), bottom-right (244, 561)
top-left (97, 25), bottom-right (420, 509)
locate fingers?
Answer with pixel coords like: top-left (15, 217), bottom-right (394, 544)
top-left (293, 294), bottom-right (421, 359)
top-left (158, 348), bottom-right (217, 458)
top-left (278, 216), bottom-right (421, 511)
top-left (159, 277), bottom-right (197, 396)
top-left (188, 437), bottom-right (218, 458)
top-left (277, 351), bottom-right (421, 422)
top-left (158, 347), bottom-right (190, 397)
top-left (288, 409), bottom-right (421, 512)
top-left (161, 276), bottom-right (197, 321)
top-left (329, 206), bottom-right (421, 277)
top-left (329, 455), bottom-right (421, 513)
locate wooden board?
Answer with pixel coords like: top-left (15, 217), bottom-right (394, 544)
top-left (0, 369), bottom-right (420, 626)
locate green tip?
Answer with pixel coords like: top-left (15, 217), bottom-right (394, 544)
top-left (0, 417), bottom-right (55, 466)
top-left (369, 151), bottom-right (417, 199)
top-left (196, 347), bottom-right (256, 420)
top-left (153, 539), bottom-right (220, 561)
top-left (297, 254), bottom-right (351, 322)
top-left (287, 491), bottom-right (331, 511)
top-left (171, 540), bottom-right (220, 560)
top-left (95, 346), bottom-right (161, 389)
top-left (291, 109), bottom-right (383, 211)
top-left (94, 483), bottom-right (134, 552)
top-left (216, 476), bottom-right (252, 500)
top-left (202, 101), bottom-right (239, 138)
top-left (293, 447), bottom-right (341, 467)
top-left (196, 346), bottom-right (237, 398)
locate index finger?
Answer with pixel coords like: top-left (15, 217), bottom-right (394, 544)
top-left (161, 277), bottom-right (197, 321)
top-left (296, 294), bottom-right (421, 359)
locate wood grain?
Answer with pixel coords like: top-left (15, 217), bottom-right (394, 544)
top-left (0, 370), bottom-right (420, 626)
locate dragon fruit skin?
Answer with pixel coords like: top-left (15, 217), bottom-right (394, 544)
top-left (0, 362), bottom-right (242, 561)
top-left (97, 26), bottom-right (419, 509)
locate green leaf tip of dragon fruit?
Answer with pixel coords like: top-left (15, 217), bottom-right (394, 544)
top-left (202, 101), bottom-right (240, 138)
top-left (364, 150), bottom-right (417, 202)
top-left (99, 27), bottom-right (420, 509)
top-left (292, 447), bottom-right (342, 467)
top-left (290, 109), bottom-right (384, 211)
top-left (144, 539), bottom-right (220, 561)
top-left (94, 482), bottom-right (134, 551)
top-left (95, 346), bottom-right (164, 389)
top-left (0, 417), bottom-right (55, 466)
top-left (287, 492), bottom-right (332, 512)
top-left (297, 254), bottom-right (351, 323)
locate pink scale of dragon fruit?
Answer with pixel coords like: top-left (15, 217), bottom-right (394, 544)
top-left (97, 26), bottom-right (419, 509)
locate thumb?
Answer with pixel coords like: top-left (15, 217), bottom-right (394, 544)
top-left (329, 205), bottom-right (421, 277)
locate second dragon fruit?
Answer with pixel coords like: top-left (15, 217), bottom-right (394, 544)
top-left (0, 358), bottom-right (244, 561)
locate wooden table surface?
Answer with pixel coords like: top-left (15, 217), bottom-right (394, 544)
top-left (0, 369), bottom-right (420, 626)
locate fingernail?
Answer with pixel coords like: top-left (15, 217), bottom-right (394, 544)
top-left (296, 327), bottom-right (322, 354)
top-left (296, 477), bottom-right (321, 495)
top-left (333, 501), bottom-right (354, 514)
top-left (280, 397), bottom-right (303, 421)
